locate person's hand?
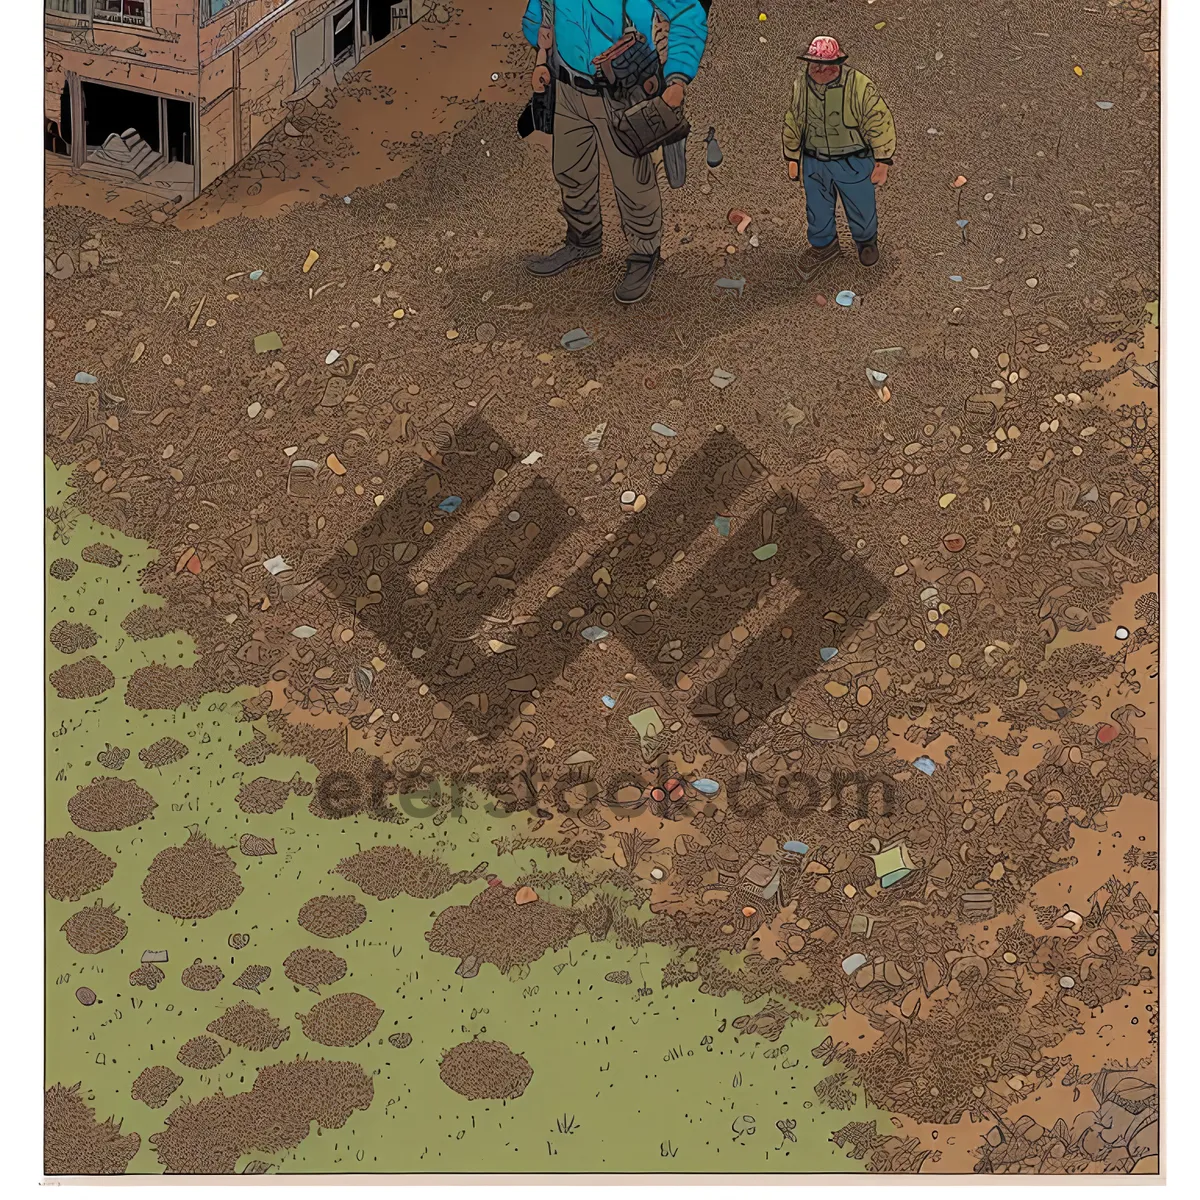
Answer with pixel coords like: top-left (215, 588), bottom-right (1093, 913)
top-left (787, 160), bottom-right (800, 180)
top-left (663, 81), bottom-right (686, 108)
top-left (871, 161), bottom-right (889, 186)
top-left (532, 64), bottom-right (551, 93)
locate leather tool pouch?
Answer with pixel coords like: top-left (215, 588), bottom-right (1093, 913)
top-left (593, 31), bottom-right (689, 158)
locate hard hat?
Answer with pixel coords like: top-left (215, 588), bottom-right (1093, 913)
top-left (801, 36), bottom-right (848, 64)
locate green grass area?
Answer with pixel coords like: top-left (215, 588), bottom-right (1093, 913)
top-left (45, 460), bottom-right (874, 1174)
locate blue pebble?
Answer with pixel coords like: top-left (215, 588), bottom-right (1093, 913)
top-left (713, 515), bottom-right (731, 537)
top-left (438, 495), bottom-right (463, 514)
top-left (691, 779), bottom-right (721, 796)
top-left (819, 647), bottom-right (838, 662)
top-left (248, 269), bottom-right (264, 281)
top-left (913, 756), bottom-right (936, 776)
top-left (601, 695), bottom-right (616, 709)
top-left (783, 840), bottom-right (809, 855)
top-left (74, 372), bottom-right (98, 385)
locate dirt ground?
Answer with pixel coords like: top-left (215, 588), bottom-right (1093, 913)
top-left (44, 0), bottom-right (1159, 1175)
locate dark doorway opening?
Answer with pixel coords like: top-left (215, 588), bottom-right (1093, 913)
top-left (362, 0), bottom-right (395, 44)
top-left (81, 80), bottom-right (160, 155)
top-left (165, 98), bottom-right (193, 165)
top-left (333, 5), bottom-right (355, 62)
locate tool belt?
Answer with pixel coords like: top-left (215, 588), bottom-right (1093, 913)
top-left (592, 31), bottom-right (690, 159)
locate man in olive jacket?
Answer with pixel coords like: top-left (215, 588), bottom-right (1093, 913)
top-left (782, 35), bottom-right (896, 280)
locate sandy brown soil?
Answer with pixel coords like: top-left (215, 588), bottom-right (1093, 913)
top-left (298, 893), bottom-right (368, 938)
top-left (43, 0), bottom-right (1159, 1175)
top-left (60, 902), bottom-right (127, 955)
top-left (131, 1067), bottom-right (183, 1110)
top-left (176, 1036), bottom-right (228, 1071)
top-left (67, 777), bottom-right (156, 832)
top-left (180, 960), bottom-right (224, 992)
top-left (44, 1084), bottom-right (141, 1175)
top-left (297, 993), bottom-right (384, 1047)
top-left (141, 829), bottom-right (244, 919)
top-left (284, 946), bottom-right (348, 993)
top-left (206, 1002), bottom-right (291, 1052)
top-left (333, 843), bottom-right (480, 898)
top-left (45, 833), bottom-right (115, 901)
top-left (439, 1039), bottom-right (534, 1101)
top-left (149, 1058), bottom-right (373, 1174)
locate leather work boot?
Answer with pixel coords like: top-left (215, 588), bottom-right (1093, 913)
top-left (615, 250), bottom-right (660, 304)
top-left (857, 238), bottom-right (880, 267)
top-left (524, 239), bottom-right (601, 277)
top-left (796, 240), bottom-right (841, 282)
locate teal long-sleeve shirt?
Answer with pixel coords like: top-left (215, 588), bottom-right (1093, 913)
top-left (521, 0), bottom-right (708, 84)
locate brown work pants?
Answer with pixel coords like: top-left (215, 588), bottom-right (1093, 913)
top-left (553, 79), bottom-right (662, 257)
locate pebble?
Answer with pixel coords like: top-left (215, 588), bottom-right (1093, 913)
top-left (1060, 976), bottom-right (1076, 989)
top-left (710, 368), bottom-right (736, 389)
top-left (75, 372), bottom-right (99, 385)
top-left (913, 756), bottom-right (937, 775)
top-left (819, 647), bottom-right (838, 662)
top-left (292, 625), bottom-right (318, 638)
top-left (651, 422), bottom-right (677, 438)
top-left (248, 269), bottom-right (264, 281)
top-left (713, 515), bottom-right (731, 537)
top-left (841, 953), bottom-right (868, 974)
top-left (1115, 626), bottom-right (1130, 640)
top-left (835, 290), bottom-right (857, 307)
top-left (581, 627), bottom-right (610, 642)
top-left (753, 543), bottom-right (778, 561)
top-left (783, 841), bottom-right (809, 855)
top-left (601, 695), bottom-right (616, 708)
top-left (943, 532), bottom-right (967, 553)
top-left (691, 778), bottom-right (721, 796)
top-left (561, 328), bottom-right (593, 351)
top-left (438, 495), bottom-right (463, 514)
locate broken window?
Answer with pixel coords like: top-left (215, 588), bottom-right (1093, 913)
top-left (95, 1), bottom-right (148, 25)
top-left (333, 6), bottom-right (355, 63)
top-left (81, 81), bottom-right (160, 176)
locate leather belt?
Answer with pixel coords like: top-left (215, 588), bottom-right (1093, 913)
top-left (556, 61), bottom-right (601, 94)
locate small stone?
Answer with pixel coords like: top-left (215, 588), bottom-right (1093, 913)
top-left (913, 756), bottom-right (936, 775)
top-left (651, 422), bottom-right (677, 438)
top-left (515, 886), bottom-right (539, 905)
top-left (753, 543), bottom-right (778, 561)
top-left (561, 328), bottom-right (594, 351)
top-left (691, 779), bottom-right (721, 796)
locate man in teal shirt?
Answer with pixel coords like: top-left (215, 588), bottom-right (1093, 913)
top-left (521, 1), bottom-right (709, 303)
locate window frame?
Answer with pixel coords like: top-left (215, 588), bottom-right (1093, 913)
top-left (93, 0), bottom-right (150, 28)
top-left (201, 0), bottom-right (237, 25)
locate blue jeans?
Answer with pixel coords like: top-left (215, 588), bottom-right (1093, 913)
top-left (803, 152), bottom-right (878, 248)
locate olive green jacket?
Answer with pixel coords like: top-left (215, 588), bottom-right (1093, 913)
top-left (782, 67), bottom-right (896, 163)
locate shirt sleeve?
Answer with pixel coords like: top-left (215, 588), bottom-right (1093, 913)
top-left (656, 0), bottom-right (709, 83)
top-left (782, 77), bottom-right (804, 161)
top-left (855, 73), bottom-right (896, 161)
top-left (521, 0), bottom-right (544, 50)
